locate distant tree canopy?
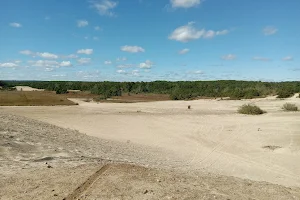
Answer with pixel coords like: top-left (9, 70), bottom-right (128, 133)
top-left (0, 81), bottom-right (7, 87)
top-left (2, 80), bottom-right (300, 100)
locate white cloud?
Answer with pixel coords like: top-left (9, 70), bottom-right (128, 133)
top-left (131, 70), bottom-right (140, 76)
top-left (169, 22), bottom-right (228, 42)
top-left (116, 57), bottom-right (127, 62)
top-left (252, 56), bottom-right (270, 61)
top-left (45, 67), bottom-right (54, 72)
top-left (36, 52), bottom-right (59, 59)
top-left (139, 60), bottom-right (153, 69)
top-left (94, 26), bottom-right (101, 31)
top-left (170, 0), bottom-right (201, 8)
top-left (29, 60), bottom-right (59, 67)
top-left (93, 36), bottom-right (99, 40)
top-left (89, 0), bottom-right (118, 16)
top-left (117, 69), bottom-right (126, 74)
top-left (0, 63), bottom-right (18, 68)
top-left (116, 69), bottom-right (140, 76)
top-left (221, 54), bottom-right (236, 60)
top-left (104, 60), bottom-right (112, 65)
top-left (179, 48), bottom-right (190, 54)
top-left (77, 58), bottom-right (91, 65)
top-left (60, 61), bottom-right (72, 67)
top-left (65, 54), bottom-right (78, 59)
top-left (263, 26), bottom-right (278, 36)
top-left (203, 30), bottom-right (229, 39)
top-left (77, 20), bottom-right (89, 27)
top-left (117, 64), bottom-right (133, 68)
top-left (20, 50), bottom-right (34, 55)
top-left (20, 50), bottom-right (59, 59)
top-left (194, 70), bottom-right (204, 74)
top-left (186, 70), bottom-right (204, 75)
top-left (10, 22), bottom-right (22, 28)
top-left (84, 36), bottom-right (89, 40)
top-left (121, 45), bottom-right (145, 53)
top-left (282, 56), bottom-right (293, 61)
top-left (52, 74), bottom-right (66, 77)
top-left (29, 60), bottom-right (71, 69)
top-left (77, 49), bottom-right (93, 55)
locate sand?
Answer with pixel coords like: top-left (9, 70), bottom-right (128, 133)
top-left (14, 86), bottom-right (45, 91)
top-left (1, 95), bottom-right (299, 188)
top-left (1, 113), bottom-right (300, 199)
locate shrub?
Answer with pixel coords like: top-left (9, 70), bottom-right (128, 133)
top-left (282, 103), bottom-right (298, 111)
top-left (55, 87), bottom-right (68, 94)
top-left (238, 104), bottom-right (266, 115)
top-left (277, 89), bottom-right (294, 98)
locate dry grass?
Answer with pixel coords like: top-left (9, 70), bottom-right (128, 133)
top-left (282, 103), bottom-right (298, 111)
top-left (0, 91), bottom-right (77, 106)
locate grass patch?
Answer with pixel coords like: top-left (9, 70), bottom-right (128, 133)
top-left (282, 103), bottom-right (298, 111)
top-left (0, 91), bottom-right (77, 106)
top-left (238, 104), bottom-right (266, 115)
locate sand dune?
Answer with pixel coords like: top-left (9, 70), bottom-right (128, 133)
top-left (1, 96), bottom-right (299, 188)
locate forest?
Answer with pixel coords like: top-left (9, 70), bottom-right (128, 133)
top-left (1, 80), bottom-right (300, 100)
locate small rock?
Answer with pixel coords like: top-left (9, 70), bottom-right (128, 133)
top-left (143, 190), bottom-right (148, 194)
top-left (47, 165), bottom-right (53, 168)
top-left (54, 194), bottom-right (58, 196)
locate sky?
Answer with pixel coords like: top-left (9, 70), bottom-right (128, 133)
top-left (0, 0), bottom-right (299, 82)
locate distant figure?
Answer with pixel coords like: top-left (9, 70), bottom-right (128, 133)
top-left (188, 105), bottom-right (191, 109)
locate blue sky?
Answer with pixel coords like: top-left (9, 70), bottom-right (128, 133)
top-left (0, 0), bottom-right (299, 81)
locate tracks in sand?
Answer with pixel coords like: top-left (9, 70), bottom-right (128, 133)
top-left (64, 164), bottom-right (110, 200)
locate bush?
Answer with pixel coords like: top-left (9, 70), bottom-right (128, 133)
top-left (282, 103), bottom-right (298, 111)
top-left (238, 104), bottom-right (266, 115)
top-left (55, 88), bottom-right (68, 94)
top-left (277, 89), bottom-right (294, 98)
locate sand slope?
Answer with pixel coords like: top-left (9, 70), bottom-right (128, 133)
top-left (1, 96), bottom-right (300, 188)
top-left (1, 114), bottom-right (300, 200)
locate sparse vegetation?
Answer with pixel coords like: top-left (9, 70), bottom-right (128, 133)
top-left (0, 91), bottom-right (77, 106)
top-left (238, 104), bottom-right (266, 115)
top-left (282, 103), bottom-right (298, 111)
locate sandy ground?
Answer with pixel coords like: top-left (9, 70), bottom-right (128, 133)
top-left (1, 96), bottom-right (299, 188)
top-left (1, 114), bottom-right (300, 199)
top-left (14, 86), bottom-right (44, 91)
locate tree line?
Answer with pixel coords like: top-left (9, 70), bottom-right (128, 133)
top-left (2, 80), bottom-right (300, 100)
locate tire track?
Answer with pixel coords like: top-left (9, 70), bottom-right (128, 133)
top-left (63, 164), bottom-right (110, 200)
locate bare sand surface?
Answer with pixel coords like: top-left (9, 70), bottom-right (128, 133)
top-left (1, 96), bottom-right (300, 189)
top-left (1, 114), bottom-right (300, 200)
top-left (15, 86), bottom-right (45, 91)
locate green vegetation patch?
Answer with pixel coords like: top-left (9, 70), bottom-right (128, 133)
top-left (238, 104), bottom-right (266, 115)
